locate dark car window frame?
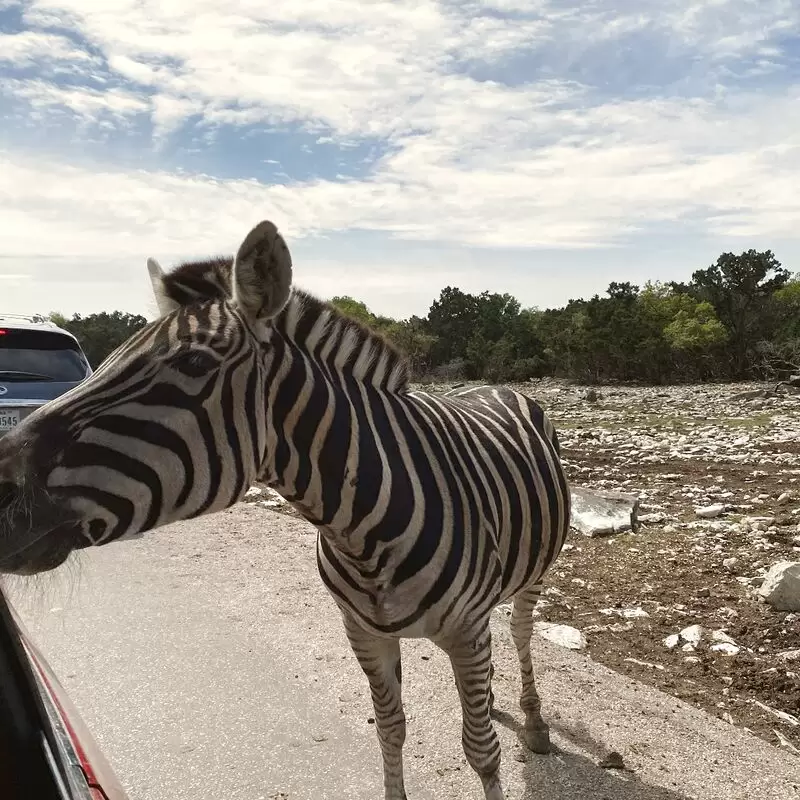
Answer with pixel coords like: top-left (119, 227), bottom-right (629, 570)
top-left (0, 587), bottom-right (90, 799)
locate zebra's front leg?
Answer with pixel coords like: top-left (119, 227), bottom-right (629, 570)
top-left (441, 623), bottom-right (505, 800)
top-left (341, 611), bottom-right (408, 800)
top-left (511, 585), bottom-right (550, 754)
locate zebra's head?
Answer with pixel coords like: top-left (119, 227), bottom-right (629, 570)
top-left (0, 221), bottom-right (293, 575)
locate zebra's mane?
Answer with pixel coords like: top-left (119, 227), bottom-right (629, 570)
top-left (160, 258), bottom-right (411, 394)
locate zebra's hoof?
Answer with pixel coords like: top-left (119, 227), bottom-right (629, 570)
top-left (523, 725), bottom-right (551, 754)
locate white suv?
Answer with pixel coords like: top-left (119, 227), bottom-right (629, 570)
top-left (0, 315), bottom-right (93, 436)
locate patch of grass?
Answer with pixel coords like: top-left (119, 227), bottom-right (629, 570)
top-left (717, 413), bottom-right (773, 429)
top-left (552, 412), bottom-right (693, 431)
top-left (553, 411), bottom-right (773, 433)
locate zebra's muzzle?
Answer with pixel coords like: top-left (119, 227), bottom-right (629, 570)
top-left (0, 520), bottom-right (89, 576)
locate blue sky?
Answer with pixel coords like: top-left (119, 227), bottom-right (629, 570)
top-left (1, 0), bottom-right (799, 321)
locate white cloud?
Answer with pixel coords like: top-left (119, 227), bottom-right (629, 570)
top-left (1, 73), bottom-right (799, 263)
top-left (0, 0), bottom-right (798, 317)
top-left (150, 94), bottom-right (201, 140)
top-left (12, 1), bottom-right (578, 139)
top-left (1, 78), bottom-right (148, 122)
top-left (0, 30), bottom-right (97, 67)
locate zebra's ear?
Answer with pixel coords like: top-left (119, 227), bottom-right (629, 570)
top-left (232, 221), bottom-right (293, 321)
top-left (147, 257), bottom-right (180, 317)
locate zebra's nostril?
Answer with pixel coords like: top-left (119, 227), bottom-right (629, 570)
top-left (0, 482), bottom-right (17, 512)
top-left (88, 519), bottom-right (107, 541)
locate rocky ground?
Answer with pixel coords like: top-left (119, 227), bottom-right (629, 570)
top-left (243, 379), bottom-right (800, 759)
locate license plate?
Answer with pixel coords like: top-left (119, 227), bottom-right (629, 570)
top-left (0, 410), bottom-right (20, 430)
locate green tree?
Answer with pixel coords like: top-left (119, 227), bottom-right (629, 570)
top-left (638, 282), bottom-right (728, 381)
top-left (382, 317), bottom-right (437, 378)
top-left (684, 250), bottom-right (789, 376)
top-left (663, 301), bottom-right (728, 351)
top-left (756, 276), bottom-right (800, 378)
top-left (427, 287), bottom-right (480, 365)
top-left (536, 301), bottom-right (591, 380)
top-left (772, 277), bottom-right (800, 341)
top-left (50, 311), bottom-right (149, 368)
top-left (329, 296), bottom-right (377, 327)
top-left (474, 291), bottom-right (520, 341)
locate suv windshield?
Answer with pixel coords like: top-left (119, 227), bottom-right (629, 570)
top-left (0, 329), bottom-right (88, 383)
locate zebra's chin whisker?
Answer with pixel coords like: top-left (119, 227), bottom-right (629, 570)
top-left (0, 522), bottom-right (86, 576)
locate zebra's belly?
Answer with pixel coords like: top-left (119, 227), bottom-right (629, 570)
top-left (326, 583), bottom-right (495, 640)
top-left (316, 549), bottom-right (533, 641)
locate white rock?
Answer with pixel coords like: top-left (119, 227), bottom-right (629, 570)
top-left (744, 516), bottom-right (776, 529)
top-left (680, 624), bottom-right (704, 647)
top-left (245, 486), bottom-right (264, 497)
top-left (663, 633), bottom-right (680, 649)
top-left (696, 504), bottom-right (725, 519)
top-left (727, 524), bottom-right (744, 535)
top-left (600, 606), bottom-right (650, 619)
top-left (624, 657), bottom-right (664, 671)
top-left (535, 622), bottom-right (587, 650)
top-left (777, 649), bottom-right (800, 662)
top-left (751, 700), bottom-right (800, 728)
top-left (710, 642), bottom-right (740, 656)
top-left (711, 629), bottom-right (738, 645)
top-left (774, 729), bottom-right (800, 756)
top-left (570, 487), bottom-right (640, 536)
top-left (259, 499), bottom-right (283, 508)
top-left (757, 561), bottom-right (800, 611)
top-left (722, 557), bottom-right (739, 571)
top-left (777, 492), bottom-right (793, 505)
top-left (620, 607), bottom-right (649, 618)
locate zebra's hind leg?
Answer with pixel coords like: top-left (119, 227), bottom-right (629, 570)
top-left (511, 584), bottom-right (551, 754)
top-left (442, 622), bottom-right (505, 800)
top-left (341, 611), bottom-right (408, 800)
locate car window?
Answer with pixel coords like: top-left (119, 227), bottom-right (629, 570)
top-left (0, 329), bottom-right (88, 382)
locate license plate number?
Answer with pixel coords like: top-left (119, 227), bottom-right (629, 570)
top-left (0, 410), bottom-right (20, 430)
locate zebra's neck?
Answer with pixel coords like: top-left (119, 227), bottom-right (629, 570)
top-left (273, 290), bottom-right (409, 393)
top-left (258, 290), bottom-right (410, 538)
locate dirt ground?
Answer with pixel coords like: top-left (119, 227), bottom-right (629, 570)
top-left (512, 378), bottom-right (800, 756)
top-left (244, 378), bottom-right (800, 758)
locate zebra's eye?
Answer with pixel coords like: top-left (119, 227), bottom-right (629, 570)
top-left (169, 349), bottom-right (219, 378)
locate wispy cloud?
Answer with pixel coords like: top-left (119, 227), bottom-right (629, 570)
top-left (0, 29), bottom-right (96, 66)
top-left (1, 78), bottom-right (147, 122)
top-left (0, 0), bottom-right (799, 316)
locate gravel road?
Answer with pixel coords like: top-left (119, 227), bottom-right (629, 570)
top-left (3, 504), bottom-right (798, 800)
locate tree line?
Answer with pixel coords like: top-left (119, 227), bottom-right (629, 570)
top-left (332, 249), bottom-right (798, 384)
top-left (51, 248), bottom-right (799, 385)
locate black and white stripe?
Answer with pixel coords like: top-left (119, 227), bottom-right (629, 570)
top-left (0, 221), bottom-right (571, 800)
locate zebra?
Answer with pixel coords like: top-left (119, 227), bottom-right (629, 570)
top-left (0, 220), bottom-right (571, 799)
